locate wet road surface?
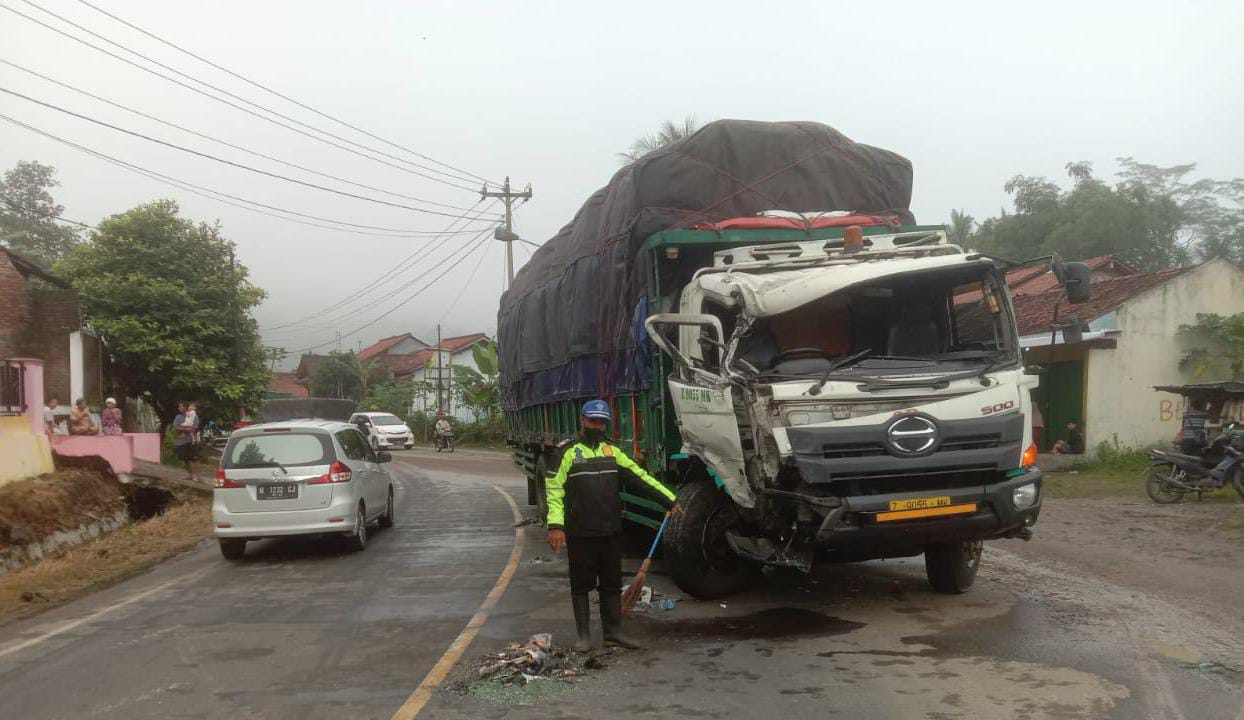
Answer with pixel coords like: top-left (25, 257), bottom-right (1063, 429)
top-left (2, 449), bottom-right (1242, 719)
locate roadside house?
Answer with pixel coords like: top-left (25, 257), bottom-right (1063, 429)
top-left (391, 333), bottom-right (492, 422)
top-left (1014, 258), bottom-right (1244, 452)
top-left (0, 247), bottom-right (104, 409)
top-left (267, 371), bottom-right (310, 400)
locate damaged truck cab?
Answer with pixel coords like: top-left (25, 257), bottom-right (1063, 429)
top-left (643, 224), bottom-right (1084, 597)
top-left (506, 218), bottom-right (1090, 599)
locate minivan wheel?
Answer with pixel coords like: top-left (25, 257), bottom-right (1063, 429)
top-left (379, 486), bottom-right (395, 528)
top-left (344, 504), bottom-right (368, 551)
top-left (925, 540), bottom-right (983, 594)
top-left (219, 539), bottom-right (247, 560)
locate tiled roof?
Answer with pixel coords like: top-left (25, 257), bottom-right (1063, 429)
top-left (958, 255), bottom-right (1139, 304)
top-left (359, 333), bottom-right (418, 361)
top-left (438, 332), bottom-right (490, 352)
top-left (377, 350), bottom-right (432, 377)
top-left (268, 372), bottom-right (309, 397)
top-left (0, 247), bottom-right (71, 288)
top-left (1012, 266), bottom-right (1190, 337)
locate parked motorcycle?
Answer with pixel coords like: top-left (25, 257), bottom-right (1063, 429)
top-left (435, 431), bottom-right (455, 453)
top-left (1145, 423), bottom-right (1244, 503)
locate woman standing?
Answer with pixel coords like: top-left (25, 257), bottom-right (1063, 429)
top-left (101, 397), bottom-right (123, 436)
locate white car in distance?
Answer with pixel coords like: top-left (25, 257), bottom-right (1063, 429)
top-left (350, 412), bottom-right (414, 450)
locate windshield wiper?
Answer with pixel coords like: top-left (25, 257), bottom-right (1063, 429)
top-left (857, 354), bottom-right (1015, 392)
top-left (806, 348), bottom-right (873, 396)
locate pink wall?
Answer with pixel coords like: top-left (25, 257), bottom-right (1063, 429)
top-left (12, 358), bottom-right (45, 435)
top-left (125, 433), bottom-right (162, 463)
top-left (49, 435), bottom-right (135, 475)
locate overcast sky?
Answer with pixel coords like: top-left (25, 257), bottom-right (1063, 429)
top-left (3, 0), bottom-right (1241, 369)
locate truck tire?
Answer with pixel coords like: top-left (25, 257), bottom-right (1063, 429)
top-left (924, 540), bottom-right (983, 594)
top-left (533, 453), bottom-right (549, 526)
top-left (664, 480), bottom-right (756, 599)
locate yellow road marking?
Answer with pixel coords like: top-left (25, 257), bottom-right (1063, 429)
top-left (876, 502), bottom-right (977, 523)
top-left (390, 484), bottom-right (524, 720)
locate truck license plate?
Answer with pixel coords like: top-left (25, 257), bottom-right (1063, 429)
top-left (888, 496), bottom-right (951, 512)
top-left (877, 500), bottom-right (977, 522)
top-left (258, 483), bottom-right (299, 500)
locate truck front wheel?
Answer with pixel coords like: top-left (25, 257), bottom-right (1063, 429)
top-left (664, 481), bottom-right (756, 599)
top-left (924, 540), bottom-right (983, 594)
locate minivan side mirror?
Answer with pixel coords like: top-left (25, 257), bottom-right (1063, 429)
top-left (376, 451), bottom-right (392, 463)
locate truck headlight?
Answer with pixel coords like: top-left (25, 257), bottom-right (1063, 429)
top-left (1012, 482), bottom-right (1039, 510)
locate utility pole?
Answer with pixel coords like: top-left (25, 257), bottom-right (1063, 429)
top-left (435, 324), bottom-right (443, 415)
top-left (481, 176), bottom-right (532, 287)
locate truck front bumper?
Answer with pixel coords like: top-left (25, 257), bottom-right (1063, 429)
top-left (811, 470), bottom-right (1042, 555)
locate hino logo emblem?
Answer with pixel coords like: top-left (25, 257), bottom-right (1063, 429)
top-left (887, 415), bottom-right (938, 455)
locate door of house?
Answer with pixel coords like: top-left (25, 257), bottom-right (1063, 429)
top-left (1034, 360), bottom-right (1085, 451)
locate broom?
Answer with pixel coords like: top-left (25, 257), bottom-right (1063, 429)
top-left (622, 513), bottom-right (670, 616)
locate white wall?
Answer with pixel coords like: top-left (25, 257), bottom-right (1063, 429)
top-left (409, 344), bottom-right (484, 422)
top-left (1084, 260), bottom-right (1244, 450)
top-left (388, 336), bottom-right (427, 354)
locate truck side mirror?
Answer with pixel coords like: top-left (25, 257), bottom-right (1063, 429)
top-left (1050, 255), bottom-right (1092, 304)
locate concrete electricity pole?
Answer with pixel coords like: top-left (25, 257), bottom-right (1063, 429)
top-left (481, 176), bottom-right (532, 287)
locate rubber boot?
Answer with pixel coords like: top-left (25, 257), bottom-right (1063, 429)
top-left (601, 593), bottom-right (640, 649)
top-left (571, 594), bottom-right (593, 652)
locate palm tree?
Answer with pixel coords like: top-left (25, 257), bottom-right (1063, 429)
top-left (947, 209), bottom-right (976, 247)
top-left (618, 116), bottom-right (703, 163)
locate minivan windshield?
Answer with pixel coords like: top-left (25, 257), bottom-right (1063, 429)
top-left (726, 264), bottom-right (1016, 380)
top-left (368, 414), bottom-right (403, 426)
top-left (225, 432), bottom-right (333, 468)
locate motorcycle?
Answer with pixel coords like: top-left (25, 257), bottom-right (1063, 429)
top-left (434, 431), bottom-right (455, 453)
top-left (1145, 423), bottom-right (1244, 503)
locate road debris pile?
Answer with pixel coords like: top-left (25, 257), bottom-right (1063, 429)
top-left (621, 584), bottom-right (677, 613)
top-left (472, 633), bottom-right (612, 687)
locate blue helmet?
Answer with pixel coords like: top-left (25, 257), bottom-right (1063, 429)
top-left (581, 399), bottom-right (612, 422)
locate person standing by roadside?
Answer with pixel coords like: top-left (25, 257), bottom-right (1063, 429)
top-left (545, 399), bottom-right (682, 651)
top-left (101, 397), bottom-right (123, 436)
top-left (43, 397), bottom-right (61, 434)
top-left (69, 398), bottom-right (99, 435)
top-left (172, 401), bottom-right (200, 482)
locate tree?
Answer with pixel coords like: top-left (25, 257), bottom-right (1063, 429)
top-left (0, 161), bottom-right (81, 268)
top-left (618, 116), bottom-right (702, 163)
top-left (968, 159), bottom-right (1243, 269)
top-left (309, 351), bottom-right (363, 400)
top-left (1180, 313), bottom-right (1244, 380)
top-left (451, 344), bottom-right (500, 422)
top-left (264, 346), bottom-right (288, 371)
top-left (364, 379), bottom-right (415, 416)
top-left (57, 200), bottom-right (268, 430)
top-left (947, 209), bottom-right (975, 247)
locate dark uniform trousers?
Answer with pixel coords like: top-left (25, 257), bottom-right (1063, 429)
top-left (566, 533), bottom-right (624, 596)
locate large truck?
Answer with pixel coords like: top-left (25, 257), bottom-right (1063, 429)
top-left (500, 120), bottom-right (1089, 597)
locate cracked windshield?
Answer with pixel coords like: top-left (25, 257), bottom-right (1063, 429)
top-left (0, 2), bottom-right (1242, 719)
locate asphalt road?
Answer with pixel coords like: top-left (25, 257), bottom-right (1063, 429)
top-left (1, 450), bottom-right (1242, 719)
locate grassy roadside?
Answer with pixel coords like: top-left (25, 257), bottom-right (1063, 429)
top-left (0, 497), bottom-right (212, 626)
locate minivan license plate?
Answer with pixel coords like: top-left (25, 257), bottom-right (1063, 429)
top-left (258, 483), bottom-right (299, 500)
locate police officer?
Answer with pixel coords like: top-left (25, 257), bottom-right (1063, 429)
top-left (546, 399), bottom-right (681, 651)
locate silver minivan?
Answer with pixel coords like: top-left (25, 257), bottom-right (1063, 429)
top-left (213, 419), bottom-right (395, 559)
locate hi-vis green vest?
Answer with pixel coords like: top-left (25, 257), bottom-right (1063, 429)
top-left (546, 438), bottom-right (676, 536)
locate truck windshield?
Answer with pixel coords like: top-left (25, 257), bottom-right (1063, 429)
top-left (730, 264), bottom-right (1015, 379)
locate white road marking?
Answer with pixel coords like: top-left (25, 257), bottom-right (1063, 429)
top-left (0, 566), bottom-right (211, 660)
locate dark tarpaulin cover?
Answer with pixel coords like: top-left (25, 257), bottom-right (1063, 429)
top-left (498, 119), bottom-right (914, 410)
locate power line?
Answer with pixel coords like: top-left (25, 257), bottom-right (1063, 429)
top-left (1, 1), bottom-right (487, 192)
top-left (0, 113), bottom-right (497, 236)
top-left (1, 86), bottom-right (494, 218)
top-left (316, 225), bottom-right (492, 326)
top-left (261, 198), bottom-right (500, 331)
top-left (70, 0), bottom-right (499, 188)
top-left (0, 199), bottom-right (96, 230)
top-left (289, 230), bottom-right (495, 353)
top-left (436, 238), bottom-right (493, 325)
top-left (0, 58), bottom-right (489, 211)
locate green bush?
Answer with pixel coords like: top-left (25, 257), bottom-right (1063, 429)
top-left (1086, 439), bottom-right (1151, 474)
